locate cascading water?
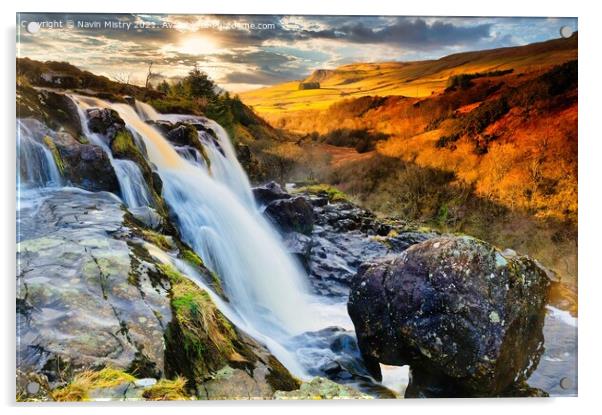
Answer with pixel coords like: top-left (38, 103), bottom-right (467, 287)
top-left (70, 96), bottom-right (153, 209)
top-left (17, 119), bottom-right (62, 188)
top-left (135, 101), bottom-right (255, 208)
top-left (70, 96), bottom-right (352, 379)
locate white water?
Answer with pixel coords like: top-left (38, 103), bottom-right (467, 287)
top-left (71, 97), bottom-right (351, 379)
top-left (135, 102), bottom-right (255, 208)
top-left (70, 96), bottom-right (153, 209)
top-left (112, 159), bottom-right (153, 208)
top-left (17, 119), bottom-right (62, 188)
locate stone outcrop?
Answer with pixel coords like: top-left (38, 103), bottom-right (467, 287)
top-left (347, 236), bottom-right (551, 397)
top-left (16, 188), bottom-right (299, 401)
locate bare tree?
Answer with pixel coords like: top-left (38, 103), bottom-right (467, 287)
top-left (111, 72), bottom-right (132, 85)
top-left (145, 61), bottom-right (161, 89)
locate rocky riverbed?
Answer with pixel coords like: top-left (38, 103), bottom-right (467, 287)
top-left (16, 88), bottom-right (577, 400)
top-left (255, 182), bottom-right (578, 398)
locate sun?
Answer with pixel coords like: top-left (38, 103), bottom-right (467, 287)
top-left (174, 35), bottom-right (220, 55)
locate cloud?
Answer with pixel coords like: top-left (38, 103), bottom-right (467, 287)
top-left (17, 13), bottom-right (575, 91)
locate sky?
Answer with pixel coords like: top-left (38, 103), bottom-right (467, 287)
top-left (17, 14), bottom-right (578, 92)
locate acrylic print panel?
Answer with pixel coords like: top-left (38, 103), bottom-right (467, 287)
top-left (16, 13), bottom-right (577, 401)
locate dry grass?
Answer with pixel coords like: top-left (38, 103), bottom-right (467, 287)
top-left (51, 368), bottom-right (136, 402)
top-left (241, 35), bottom-right (577, 117)
top-left (142, 377), bottom-right (189, 401)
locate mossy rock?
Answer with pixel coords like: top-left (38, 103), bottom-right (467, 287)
top-left (178, 245), bottom-right (226, 299)
top-left (110, 128), bottom-right (168, 217)
top-left (17, 84), bottom-right (83, 139)
top-left (295, 184), bottom-right (349, 203)
top-left (42, 135), bottom-right (64, 174)
top-left (274, 377), bottom-right (371, 400)
top-left (166, 123), bottom-right (211, 168)
top-left (160, 264), bottom-right (244, 388)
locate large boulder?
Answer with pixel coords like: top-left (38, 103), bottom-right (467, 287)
top-left (263, 196), bottom-right (314, 235)
top-left (348, 236), bottom-right (551, 397)
top-left (50, 131), bottom-right (119, 192)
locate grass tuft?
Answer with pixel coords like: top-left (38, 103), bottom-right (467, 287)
top-left (51, 368), bottom-right (136, 402)
top-left (142, 377), bottom-right (189, 401)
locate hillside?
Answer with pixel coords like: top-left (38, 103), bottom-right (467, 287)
top-left (238, 37), bottom-right (578, 299)
top-left (241, 34), bottom-right (577, 118)
top-left (16, 57), bottom-right (290, 182)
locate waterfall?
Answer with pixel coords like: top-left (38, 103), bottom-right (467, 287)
top-left (69, 96), bottom-right (153, 209)
top-left (67, 96), bottom-right (344, 378)
top-left (135, 102), bottom-right (255, 208)
top-left (17, 119), bottom-right (62, 188)
top-left (112, 159), bottom-right (153, 208)
top-left (112, 102), bottom-right (316, 331)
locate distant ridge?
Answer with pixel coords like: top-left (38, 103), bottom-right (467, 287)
top-left (240, 33), bottom-right (577, 115)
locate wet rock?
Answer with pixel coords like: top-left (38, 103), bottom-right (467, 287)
top-left (254, 184), bottom-right (437, 297)
top-left (146, 120), bottom-right (173, 135)
top-left (51, 131), bottom-right (119, 192)
top-left (263, 197), bottom-right (314, 235)
top-left (283, 232), bottom-right (312, 270)
top-left (151, 171), bottom-right (163, 195)
top-left (388, 231), bottom-right (437, 251)
top-left (194, 331), bottom-right (300, 399)
top-left (86, 107), bottom-right (125, 140)
top-left (17, 188), bottom-right (300, 401)
top-left (274, 377), bottom-right (372, 400)
top-left (253, 181), bottom-right (291, 206)
top-left (129, 206), bottom-right (164, 230)
top-left (292, 327), bottom-right (373, 384)
top-left (348, 236), bottom-right (551, 397)
top-left (166, 124), bottom-right (198, 147)
top-left (308, 228), bottom-right (389, 297)
top-left (17, 189), bottom-right (171, 381)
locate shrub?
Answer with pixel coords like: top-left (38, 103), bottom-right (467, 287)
top-left (298, 82), bottom-right (320, 90)
top-left (447, 69), bottom-right (514, 90)
top-left (318, 128), bottom-right (389, 152)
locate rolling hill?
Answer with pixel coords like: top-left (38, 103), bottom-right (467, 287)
top-left (240, 34), bottom-right (577, 117)
top-left (238, 34), bottom-right (578, 297)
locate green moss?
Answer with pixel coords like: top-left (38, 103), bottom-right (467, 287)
top-left (295, 184), bottom-right (349, 203)
top-left (178, 246), bottom-right (225, 298)
top-left (142, 230), bottom-right (173, 251)
top-left (111, 130), bottom-right (138, 157)
top-left (158, 263), bottom-right (184, 284)
top-left (160, 263), bottom-right (246, 389)
top-left (42, 136), bottom-right (64, 174)
top-left (110, 129), bottom-right (169, 217)
top-left (180, 247), bottom-right (204, 268)
top-left (265, 355), bottom-right (301, 392)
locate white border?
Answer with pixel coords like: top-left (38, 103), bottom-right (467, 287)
top-left (2, 1), bottom-right (600, 414)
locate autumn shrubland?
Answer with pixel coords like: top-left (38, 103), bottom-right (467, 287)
top-left (240, 35), bottom-right (578, 292)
